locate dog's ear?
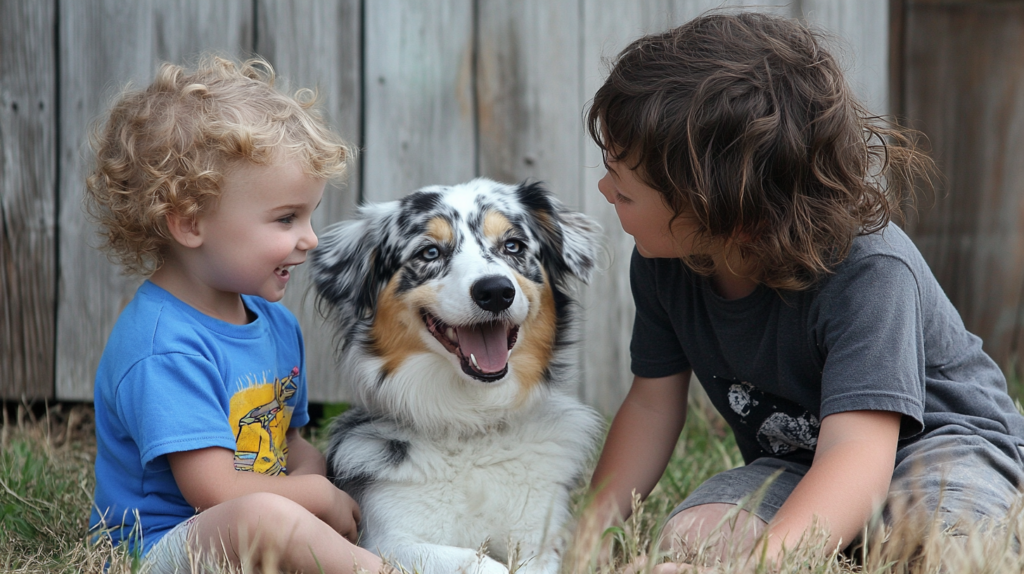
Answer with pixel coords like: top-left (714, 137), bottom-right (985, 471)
top-left (555, 209), bottom-right (603, 284)
top-left (515, 182), bottom-right (602, 285)
top-left (312, 202), bottom-right (402, 343)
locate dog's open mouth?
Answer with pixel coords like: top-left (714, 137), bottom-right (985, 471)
top-left (421, 311), bottom-right (519, 382)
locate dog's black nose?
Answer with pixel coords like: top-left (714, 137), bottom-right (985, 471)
top-left (471, 275), bottom-right (515, 313)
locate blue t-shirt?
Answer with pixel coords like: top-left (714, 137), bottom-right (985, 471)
top-left (89, 281), bottom-right (310, 555)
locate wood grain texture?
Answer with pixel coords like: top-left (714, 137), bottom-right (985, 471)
top-left (802, 0), bottom-right (890, 115)
top-left (57, 0), bottom-right (253, 400)
top-left (902, 0), bottom-right (1024, 372)
top-left (362, 0), bottom-right (476, 202)
top-left (476, 0), bottom-right (582, 199)
top-left (256, 0), bottom-right (362, 403)
top-left (1, 0), bottom-right (56, 399)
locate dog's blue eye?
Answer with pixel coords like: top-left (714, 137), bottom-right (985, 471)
top-left (421, 246), bottom-right (440, 261)
top-left (504, 240), bottom-right (523, 254)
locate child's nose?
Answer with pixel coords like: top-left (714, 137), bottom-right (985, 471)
top-left (299, 224), bottom-right (318, 251)
top-left (597, 173), bottom-right (615, 204)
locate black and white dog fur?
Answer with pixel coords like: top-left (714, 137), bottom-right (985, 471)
top-left (311, 179), bottom-right (603, 574)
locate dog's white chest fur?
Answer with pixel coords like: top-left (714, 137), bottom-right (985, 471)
top-left (329, 395), bottom-right (599, 573)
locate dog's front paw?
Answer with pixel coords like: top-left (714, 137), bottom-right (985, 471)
top-left (382, 544), bottom-right (510, 574)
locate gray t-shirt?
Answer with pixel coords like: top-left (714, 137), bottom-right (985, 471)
top-left (631, 224), bottom-right (1024, 467)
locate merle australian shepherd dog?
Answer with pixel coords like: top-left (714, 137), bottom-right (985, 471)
top-left (311, 179), bottom-right (603, 574)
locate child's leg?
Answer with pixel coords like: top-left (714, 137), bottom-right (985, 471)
top-left (656, 458), bottom-right (808, 565)
top-left (886, 433), bottom-right (1024, 533)
top-left (186, 492), bottom-right (385, 573)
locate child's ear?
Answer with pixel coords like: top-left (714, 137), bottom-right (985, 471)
top-left (165, 212), bottom-right (203, 248)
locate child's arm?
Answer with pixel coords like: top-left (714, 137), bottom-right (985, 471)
top-left (764, 409), bottom-right (901, 558)
top-left (589, 371), bottom-right (691, 524)
top-left (284, 428), bottom-right (327, 476)
top-left (168, 447), bottom-right (361, 542)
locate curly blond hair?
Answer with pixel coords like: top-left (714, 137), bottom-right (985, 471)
top-left (85, 55), bottom-right (351, 275)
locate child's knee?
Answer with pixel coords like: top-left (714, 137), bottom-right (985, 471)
top-left (661, 503), bottom-right (765, 553)
top-left (236, 492), bottom-right (310, 527)
top-left (202, 492), bottom-right (313, 543)
top-left (189, 493), bottom-right (322, 569)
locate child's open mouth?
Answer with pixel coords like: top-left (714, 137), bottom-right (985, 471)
top-left (276, 265), bottom-right (295, 280)
top-left (421, 310), bottom-right (519, 382)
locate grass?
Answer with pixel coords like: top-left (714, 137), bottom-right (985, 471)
top-left (1, 403), bottom-right (137, 574)
top-left (2, 389), bottom-right (1024, 574)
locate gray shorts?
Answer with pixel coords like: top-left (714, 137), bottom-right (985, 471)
top-left (668, 433), bottom-right (1024, 529)
top-left (144, 515), bottom-right (214, 574)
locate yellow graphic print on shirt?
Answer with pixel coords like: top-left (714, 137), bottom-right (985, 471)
top-left (228, 367), bottom-right (299, 475)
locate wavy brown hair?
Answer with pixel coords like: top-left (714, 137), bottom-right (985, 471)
top-left (587, 11), bottom-right (935, 290)
top-left (85, 55), bottom-right (351, 276)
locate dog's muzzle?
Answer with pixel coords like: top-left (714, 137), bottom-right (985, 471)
top-left (422, 309), bottom-right (520, 383)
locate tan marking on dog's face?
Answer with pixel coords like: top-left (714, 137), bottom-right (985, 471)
top-left (425, 217), bottom-right (454, 244)
top-left (532, 209), bottom-right (556, 238)
top-left (483, 210), bottom-right (514, 240)
top-left (509, 270), bottom-right (557, 401)
top-left (370, 273), bottom-right (435, 376)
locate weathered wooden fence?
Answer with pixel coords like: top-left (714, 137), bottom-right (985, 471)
top-left (2, 0), bottom-right (890, 413)
top-left (895, 0), bottom-right (1024, 379)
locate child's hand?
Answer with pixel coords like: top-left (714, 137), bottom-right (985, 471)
top-left (320, 484), bottom-right (362, 543)
top-left (569, 499), bottom-right (618, 572)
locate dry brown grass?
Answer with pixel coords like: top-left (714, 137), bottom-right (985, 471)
top-left (3, 399), bottom-right (1024, 574)
top-left (565, 486), bottom-right (1024, 574)
top-left (565, 391), bottom-right (1024, 574)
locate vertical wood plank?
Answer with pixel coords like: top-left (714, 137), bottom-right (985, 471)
top-left (362, 0), bottom-right (476, 202)
top-left (801, 0), bottom-right (890, 115)
top-left (889, 0), bottom-right (907, 121)
top-left (902, 1), bottom-right (1024, 372)
top-left (57, 0), bottom-right (253, 400)
top-left (0, 0), bottom-right (56, 400)
top-left (476, 0), bottom-right (582, 201)
top-left (669, 0), bottom-right (797, 20)
top-left (256, 0), bottom-right (363, 403)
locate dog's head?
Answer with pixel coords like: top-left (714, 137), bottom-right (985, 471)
top-left (312, 179), bottom-right (600, 427)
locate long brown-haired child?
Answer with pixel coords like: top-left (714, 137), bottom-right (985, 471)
top-left (584, 11), bottom-right (1024, 571)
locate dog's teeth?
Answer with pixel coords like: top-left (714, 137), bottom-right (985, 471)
top-left (446, 327), bottom-right (457, 342)
top-left (470, 353), bottom-right (480, 369)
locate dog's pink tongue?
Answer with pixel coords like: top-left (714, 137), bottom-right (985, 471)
top-left (457, 322), bottom-right (509, 373)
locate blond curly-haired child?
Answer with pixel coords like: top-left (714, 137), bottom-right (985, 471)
top-left (86, 55), bottom-right (384, 574)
